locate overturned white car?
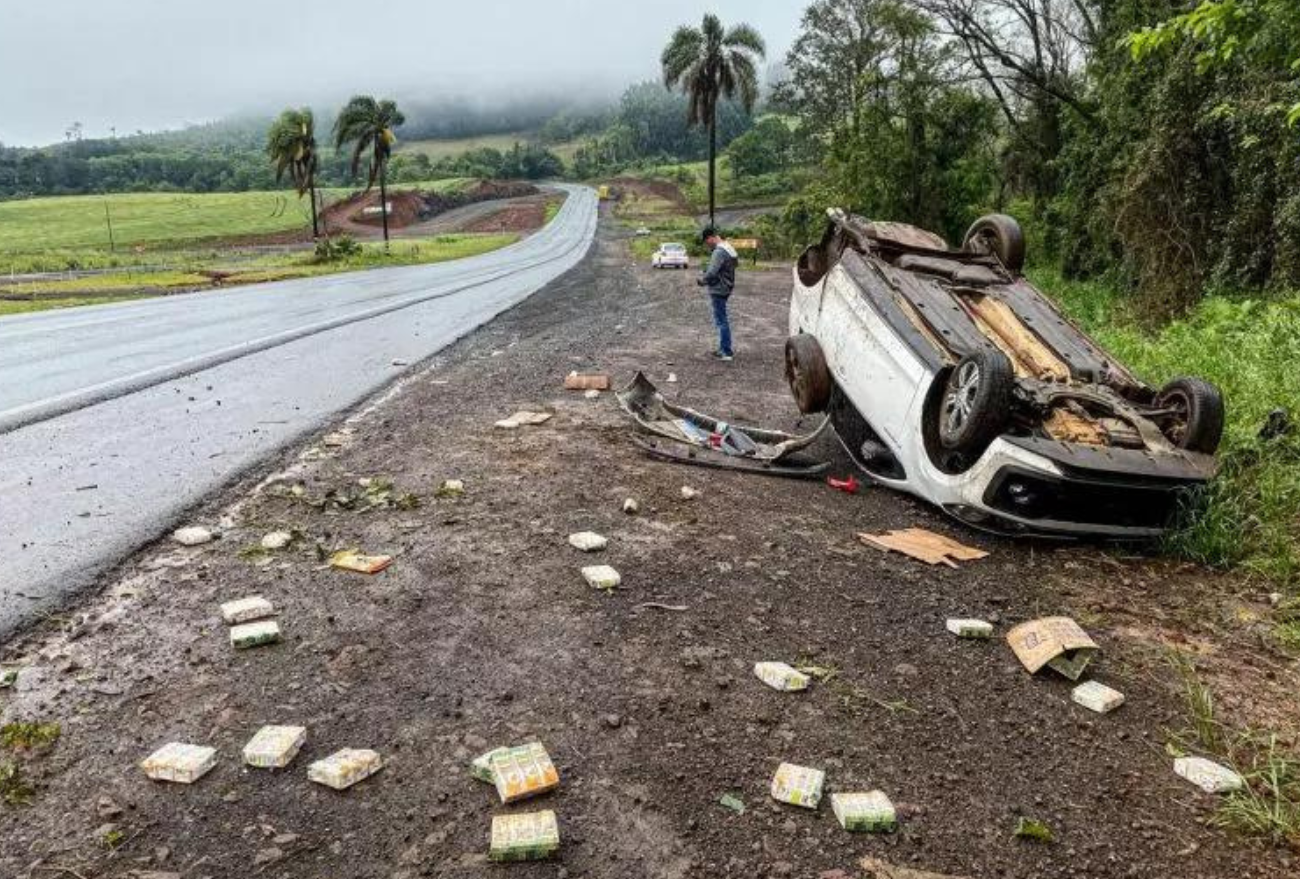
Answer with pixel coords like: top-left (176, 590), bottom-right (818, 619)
top-left (786, 210), bottom-right (1224, 538)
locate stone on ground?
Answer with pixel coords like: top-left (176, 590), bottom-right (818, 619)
top-left (680, 486), bottom-right (700, 500)
top-left (219, 595), bottom-right (275, 625)
top-left (260, 531), bottom-right (293, 550)
top-left (622, 497), bottom-right (640, 514)
top-left (1174, 756), bottom-right (1245, 793)
top-left (172, 526), bottom-right (213, 547)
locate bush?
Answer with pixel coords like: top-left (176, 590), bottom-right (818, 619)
top-left (314, 234), bottom-right (362, 262)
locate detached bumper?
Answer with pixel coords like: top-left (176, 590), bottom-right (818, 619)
top-left (942, 437), bottom-right (1215, 539)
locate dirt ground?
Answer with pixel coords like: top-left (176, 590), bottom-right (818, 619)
top-left (1, 210), bottom-right (1297, 879)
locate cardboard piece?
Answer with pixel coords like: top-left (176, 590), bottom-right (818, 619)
top-left (832, 791), bottom-right (897, 832)
top-left (753, 662), bottom-right (810, 692)
top-left (230, 620), bottom-right (281, 650)
top-left (243, 725), bottom-right (307, 768)
top-left (142, 742), bottom-right (217, 783)
top-left (564, 372), bottom-right (611, 391)
top-left (489, 810), bottom-right (560, 862)
top-left (308, 748), bottom-right (383, 790)
top-left (495, 411), bottom-right (553, 430)
top-left (1006, 617), bottom-right (1098, 680)
top-left (490, 742), bottom-right (560, 803)
top-left (329, 550), bottom-right (393, 575)
top-left (770, 762), bottom-right (825, 809)
top-left (220, 595), bottom-right (275, 624)
top-left (1071, 681), bottom-right (1125, 714)
top-left (858, 529), bottom-right (988, 568)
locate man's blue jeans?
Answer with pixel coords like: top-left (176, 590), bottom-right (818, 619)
top-left (709, 294), bottom-right (733, 356)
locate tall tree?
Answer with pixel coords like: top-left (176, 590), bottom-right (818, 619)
top-left (333, 96), bottom-right (406, 246)
top-left (266, 108), bottom-right (321, 238)
top-left (661, 14), bottom-right (766, 226)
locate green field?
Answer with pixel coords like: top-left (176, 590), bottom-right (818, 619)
top-left (0, 179), bottom-right (479, 260)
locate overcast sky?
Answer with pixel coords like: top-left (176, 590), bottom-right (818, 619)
top-left (0, 0), bottom-right (799, 146)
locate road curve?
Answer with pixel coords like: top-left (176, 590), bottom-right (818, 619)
top-left (0, 184), bottom-right (598, 640)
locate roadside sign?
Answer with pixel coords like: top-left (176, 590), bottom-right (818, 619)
top-left (732, 238), bottom-right (760, 250)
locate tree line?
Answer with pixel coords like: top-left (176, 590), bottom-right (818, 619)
top-left (743, 0), bottom-right (1300, 312)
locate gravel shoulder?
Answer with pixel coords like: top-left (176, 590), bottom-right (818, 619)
top-left (1, 209), bottom-right (1294, 879)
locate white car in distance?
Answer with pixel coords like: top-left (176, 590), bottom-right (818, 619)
top-left (652, 242), bottom-right (690, 270)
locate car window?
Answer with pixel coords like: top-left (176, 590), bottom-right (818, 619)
top-left (662, 244), bottom-right (685, 253)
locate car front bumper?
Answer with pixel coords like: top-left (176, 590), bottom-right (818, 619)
top-left (936, 437), bottom-right (1215, 539)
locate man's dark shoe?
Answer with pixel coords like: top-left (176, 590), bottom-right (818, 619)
top-left (712, 351), bottom-right (735, 362)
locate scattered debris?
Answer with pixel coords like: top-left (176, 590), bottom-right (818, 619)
top-left (471, 747), bottom-right (509, 783)
top-left (0, 668), bottom-right (16, 689)
top-left (1071, 681), bottom-right (1126, 714)
top-left (490, 742), bottom-right (560, 803)
top-left (1013, 817), bottom-right (1054, 842)
top-left (719, 792), bottom-right (746, 814)
top-left (495, 411), bottom-right (553, 430)
top-left (622, 497), bottom-right (640, 514)
top-left (945, 618), bottom-right (993, 639)
top-left (436, 478), bottom-right (466, 498)
top-left (219, 595), bottom-right (275, 624)
top-left (489, 810), bottom-right (560, 862)
top-left (618, 373), bottom-right (830, 469)
top-left (827, 475), bottom-right (861, 494)
top-left (754, 662), bottom-right (811, 692)
top-left (567, 531), bottom-right (608, 552)
top-left (858, 529), bottom-right (988, 568)
top-left (243, 725), bottom-right (306, 769)
top-left (581, 565), bottom-right (621, 592)
top-left (1174, 756), bottom-right (1245, 793)
top-left (171, 526), bottom-right (213, 547)
top-left (329, 550), bottom-right (393, 575)
top-left (636, 602), bottom-right (688, 612)
top-left (141, 743), bottom-right (217, 784)
top-left (308, 748), bottom-right (384, 790)
top-left (680, 486), bottom-right (700, 500)
top-left (322, 431), bottom-right (350, 448)
top-left (666, 372), bottom-right (678, 383)
top-left (1007, 617), bottom-right (1099, 680)
top-left (770, 762), bottom-right (825, 809)
top-left (584, 388), bottom-right (601, 400)
top-left (260, 531), bottom-right (293, 551)
top-left (832, 791), bottom-right (896, 832)
top-left (230, 620), bottom-right (282, 650)
top-left (564, 371), bottom-right (611, 391)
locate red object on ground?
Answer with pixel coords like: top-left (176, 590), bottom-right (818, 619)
top-left (827, 475), bottom-right (861, 494)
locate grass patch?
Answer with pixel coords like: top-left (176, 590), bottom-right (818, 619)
top-left (0, 760), bottom-right (34, 806)
top-left (0, 233), bottom-right (519, 317)
top-left (1013, 817), bottom-right (1054, 842)
top-left (1032, 268), bottom-right (1300, 587)
top-left (0, 721), bottom-right (61, 751)
top-left (1167, 652), bottom-right (1300, 845)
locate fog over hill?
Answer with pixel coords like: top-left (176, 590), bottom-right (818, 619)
top-left (0, 0), bottom-right (796, 146)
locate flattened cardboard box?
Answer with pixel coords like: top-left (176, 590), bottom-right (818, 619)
top-left (490, 810), bottom-right (560, 861)
top-left (490, 742), bottom-right (559, 803)
top-left (1007, 616), bottom-right (1098, 680)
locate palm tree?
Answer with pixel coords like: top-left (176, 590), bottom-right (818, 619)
top-left (266, 108), bottom-right (321, 238)
top-left (661, 14), bottom-right (766, 227)
top-left (333, 96), bottom-right (406, 246)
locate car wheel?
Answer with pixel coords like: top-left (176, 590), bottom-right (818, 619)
top-left (963, 214), bottom-right (1026, 273)
top-left (785, 334), bottom-right (833, 414)
top-left (1156, 377), bottom-right (1225, 453)
top-left (938, 349), bottom-right (1014, 454)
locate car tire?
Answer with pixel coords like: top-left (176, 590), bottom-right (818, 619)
top-left (785, 334), bottom-right (833, 414)
top-left (963, 214), bottom-right (1026, 273)
top-left (938, 349), bottom-right (1014, 454)
top-left (1156, 377), bottom-right (1225, 453)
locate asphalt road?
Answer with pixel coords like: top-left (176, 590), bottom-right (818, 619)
top-left (0, 184), bottom-right (597, 640)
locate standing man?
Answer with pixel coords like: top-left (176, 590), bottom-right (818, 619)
top-left (696, 227), bottom-right (739, 361)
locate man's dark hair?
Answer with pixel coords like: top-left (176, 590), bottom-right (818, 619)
top-left (700, 226), bottom-right (719, 243)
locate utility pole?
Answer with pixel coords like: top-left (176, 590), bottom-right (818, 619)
top-left (103, 200), bottom-right (115, 252)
